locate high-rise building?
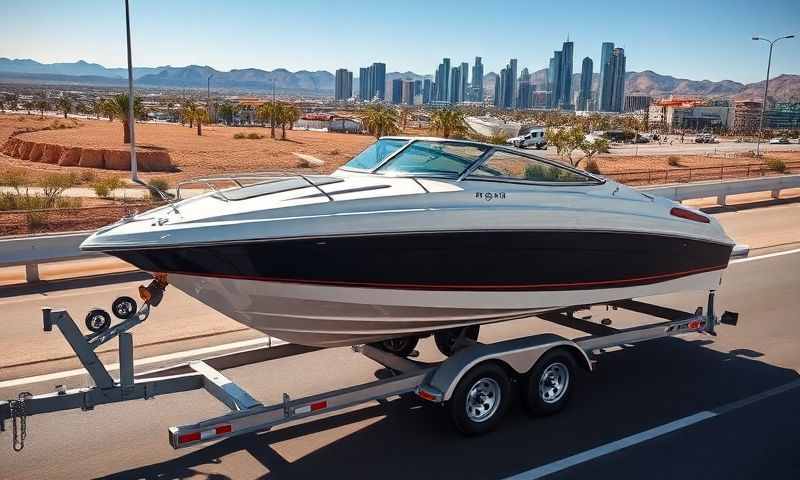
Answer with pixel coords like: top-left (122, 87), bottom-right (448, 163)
top-left (402, 80), bottom-right (415, 105)
top-left (357, 62), bottom-right (386, 101)
top-left (509, 58), bottom-right (518, 108)
top-left (450, 66), bottom-right (462, 103)
top-left (435, 58), bottom-right (451, 102)
top-left (334, 68), bottom-right (353, 101)
top-left (372, 62), bottom-right (386, 101)
top-left (624, 94), bottom-right (650, 113)
top-left (578, 57), bottom-right (593, 111)
top-left (422, 78), bottom-right (432, 104)
top-left (549, 51), bottom-right (563, 108)
top-left (471, 57), bottom-right (484, 101)
top-left (460, 62), bottom-right (469, 103)
top-left (494, 68), bottom-right (506, 107)
top-left (598, 42), bottom-right (615, 111)
top-left (391, 78), bottom-right (403, 105)
top-left (559, 41), bottom-right (573, 109)
top-left (608, 48), bottom-right (626, 112)
top-left (517, 68), bottom-right (533, 109)
top-left (358, 67), bottom-right (370, 101)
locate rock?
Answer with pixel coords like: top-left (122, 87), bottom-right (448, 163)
top-left (1, 138), bottom-right (19, 156)
top-left (18, 141), bottom-right (34, 160)
top-left (294, 153), bottom-right (325, 168)
top-left (42, 144), bottom-right (62, 164)
top-left (138, 151), bottom-right (174, 172)
top-left (78, 148), bottom-right (105, 168)
top-left (58, 147), bottom-right (82, 166)
top-left (28, 143), bottom-right (44, 162)
top-left (103, 150), bottom-right (130, 170)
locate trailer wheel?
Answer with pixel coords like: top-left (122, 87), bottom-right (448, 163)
top-left (434, 325), bottom-right (480, 356)
top-left (111, 296), bottom-right (138, 320)
top-left (449, 362), bottom-right (511, 435)
top-left (521, 349), bottom-right (575, 416)
top-left (85, 309), bottom-right (111, 333)
top-left (372, 336), bottom-right (419, 357)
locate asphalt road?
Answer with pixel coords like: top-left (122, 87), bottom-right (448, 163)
top-left (1, 205), bottom-right (800, 479)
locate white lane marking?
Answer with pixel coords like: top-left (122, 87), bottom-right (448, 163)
top-left (731, 247), bottom-right (800, 264)
top-left (0, 336), bottom-right (286, 389)
top-left (503, 412), bottom-right (716, 480)
top-left (502, 379), bottom-right (800, 480)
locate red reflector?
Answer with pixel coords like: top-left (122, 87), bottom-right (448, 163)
top-left (178, 432), bottom-right (201, 444)
top-left (215, 425), bottom-right (232, 435)
top-left (670, 207), bottom-right (710, 223)
top-left (688, 319), bottom-right (703, 330)
top-left (417, 389), bottom-right (436, 401)
top-left (310, 401), bottom-right (327, 411)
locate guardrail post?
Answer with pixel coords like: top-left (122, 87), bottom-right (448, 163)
top-left (771, 189), bottom-right (780, 199)
top-left (25, 263), bottom-right (40, 283)
top-left (717, 194), bottom-right (727, 206)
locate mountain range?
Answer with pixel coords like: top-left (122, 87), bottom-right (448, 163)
top-left (1, 58), bottom-right (798, 102)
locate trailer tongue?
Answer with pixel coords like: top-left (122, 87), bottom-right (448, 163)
top-left (1, 288), bottom-right (738, 451)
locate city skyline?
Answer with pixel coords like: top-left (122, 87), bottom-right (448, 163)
top-left (0, 0), bottom-right (797, 84)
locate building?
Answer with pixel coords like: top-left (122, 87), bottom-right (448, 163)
top-left (549, 51), bottom-right (563, 108)
top-left (598, 42), bottom-right (615, 111)
top-left (578, 57), bottom-right (593, 111)
top-left (434, 58), bottom-right (451, 102)
top-left (357, 62), bottom-right (386, 101)
top-left (517, 68), bottom-right (534, 109)
top-left (733, 101), bottom-right (762, 132)
top-left (624, 95), bottom-right (651, 113)
top-left (509, 58), bottom-right (518, 109)
top-left (607, 48), bottom-right (626, 112)
top-left (402, 80), bottom-right (416, 105)
top-left (559, 41), bottom-right (573, 109)
top-left (334, 68), bottom-right (353, 101)
top-left (391, 79), bottom-right (404, 105)
top-left (422, 79), bottom-right (432, 104)
top-left (766, 102), bottom-right (800, 129)
top-left (471, 57), bottom-right (484, 101)
top-left (450, 66), bottom-right (462, 103)
top-left (671, 106), bottom-right (733, 131)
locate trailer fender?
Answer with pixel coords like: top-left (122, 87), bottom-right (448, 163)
top-left (422, 334), bottom-right (592, 403)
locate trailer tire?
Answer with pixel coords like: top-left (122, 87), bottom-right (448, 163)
top-left (521, 349), bottom-right (575, 416)
top-left (434, 325), bottom-right (480, 356)
top-left (449, 362), bottom-right (511, 435)
top-left (111, 296), bottom-right (138, 320)
top-left (371, 336), bottom-right (419, 357)
top-left (85, 309), bottom-right (111, 333)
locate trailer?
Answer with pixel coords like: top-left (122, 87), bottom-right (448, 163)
top-left (0, 282), bottom-right (738, 451)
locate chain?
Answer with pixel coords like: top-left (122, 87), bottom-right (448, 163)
top-left (10, 392), bottom-right (31, 452)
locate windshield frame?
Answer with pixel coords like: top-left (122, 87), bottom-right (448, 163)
top-left (339, 137), bottom-right (605, 185)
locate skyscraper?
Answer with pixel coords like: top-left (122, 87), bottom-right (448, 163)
top-left (494, 68), bottom-right (506, 107)
top-left (435, 58), bottom-right (451, 102)
top-left (450, 66), bottom-right (462, 103)
top-left (402, 80), bottom-right (415, 105)
top-left (471, 57), bottom-right (484, 101)
top-left (334, 68), bottom-right (353, 101)
top-left (371, 62), bottom-right (386, 101)
top-left (598, 42), bottom-right (614, 111)
top-left (391, 78), bottom-right (403, 105)
top-left (609, 48), bottom-right (626, 112)
top-left (357, 62), bottom-right (386, 101)
top-left (509, 58), bottom-right (518, 108)
top-left (422, 78), bottom-right (432, 104)
top-left (358, 67), bottom-right (370, 101)
top-left (517, 68), bottom-right (532, 109)
top-left (578, 57), bottom-right (593, 111)
top-left (460, 62), bottom-right (469, 103)
top-left (559, 41), bottom-right (573, 109)
top-left (549, 50), bottom-right (563, 108)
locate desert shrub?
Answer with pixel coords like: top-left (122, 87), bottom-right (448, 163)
top-left (91, 177), bottom-right (124, 199)
top-left (247, 132), bottom-right (263, 139)
top-left (524, 164), bottom-right (565, 181)
top-left (147, 178), bottom-right (172, 200)
top-left (0, 168), bottom-right (30, 193)
top-left (329, 148), bottom-right (341, 155)
top-left (233, 132), bottom-right (247, 139)
top-left (26, 211), bottom-right (47, 231)
top-left (55, 197), bottom-right (82, 209)
top-left (79, 169), bottom-right (97, 183)
top-left (38, 173), bottom-right (76, 207)
top-left (0, 192), bottom-right (48, 211)
top-left (585, 159), bottom-right (601, 174)
top-left (667, 155), bottom-right (681, 167)
top-left (766, 158), bottom-right (786, 173)
top-left (487, 133), bottom-right (509, 145)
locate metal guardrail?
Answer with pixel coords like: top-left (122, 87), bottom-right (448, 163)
top-left (1, 173), bottom-right (799, 282)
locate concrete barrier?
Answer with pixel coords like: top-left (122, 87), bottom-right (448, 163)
top-left (1, 173), bottom-right (799, 282)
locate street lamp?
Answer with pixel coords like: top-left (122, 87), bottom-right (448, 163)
top-left (752, 34), bottom-right (795, 156)
top-left (124, 0), bottom-right (138, 181)
top-left (207, 74), bottom-right (214, 123)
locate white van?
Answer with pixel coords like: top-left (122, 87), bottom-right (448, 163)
top-left (507, 128), bottom-right (547, 149)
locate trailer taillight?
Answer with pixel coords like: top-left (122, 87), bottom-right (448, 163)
top-left (177, 424), bottom-right (232, 445)
top-left (670, 207), bottom-right (710, 223)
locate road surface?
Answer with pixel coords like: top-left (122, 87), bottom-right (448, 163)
top-left (1, 203), bottom-right (799, 479)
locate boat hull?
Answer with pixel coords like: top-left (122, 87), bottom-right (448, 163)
top-left (106, 230), bottom-right (732, 347)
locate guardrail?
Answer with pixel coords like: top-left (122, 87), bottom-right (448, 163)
top-left (608, 161), bottom-right (800, 186)
top-left (1, 173), bottom-right (799, 283)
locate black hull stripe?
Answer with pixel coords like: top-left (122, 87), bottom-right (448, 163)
top-left (165, 264), bottom-right (727, 291)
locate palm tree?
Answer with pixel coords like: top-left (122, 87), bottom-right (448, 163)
top-left (429, 108), bottom-right (467, 139)
top-left (359, 104), bottom-right (400, 139)
top-left (257, 102), bottom-right (278, 138)
top-left (189, 107), bottom-right (208, 136)
top-left (56, 96), bottom-right (73, 119)
top-left (23, 100), bottom-right (34, 115)
top-left (181, 101), bottom-right (199, 128)
top-left (284, 104), bottom-right (301, 131)
top-left (105, 94), bottom-right (144, 143)
top-left (92, 100), bottom-right (105, 119)
top-left (35, 98), bottom-right (49, 119)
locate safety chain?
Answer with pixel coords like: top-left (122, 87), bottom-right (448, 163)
top-left (10, 392), bottom-right (32, 452)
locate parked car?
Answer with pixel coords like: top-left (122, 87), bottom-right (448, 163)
top-left (769, 137), bottom-right (791, 145)
top-left (506, 128), bottom-right (547, 149)
top-left (695, 133), bottom-right (718, 143)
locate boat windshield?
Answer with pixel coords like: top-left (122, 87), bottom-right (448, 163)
top-left (342, 138), bottom-right (408, 171)
top-left (470, 150), bottom-right (596, 183)
top-left (376, 141), bottom-right (489, 177)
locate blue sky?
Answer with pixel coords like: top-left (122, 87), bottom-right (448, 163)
top-left (1, 0), bottom-right (798, 83)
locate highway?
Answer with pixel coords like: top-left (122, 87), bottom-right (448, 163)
top-left (1, 202), bottom-right (799, 479)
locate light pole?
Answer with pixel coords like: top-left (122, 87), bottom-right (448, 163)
top-left (207, 74), bottom-right (214, 123)
top-left (752, 34), bottom-right (795, 156)
top-left (124, 0), bottom-right (138, 182)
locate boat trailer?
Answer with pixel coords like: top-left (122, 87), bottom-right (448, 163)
top-left (1, 292), bottom-right (738, 451)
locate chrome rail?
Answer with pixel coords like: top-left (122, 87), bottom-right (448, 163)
top-left (175, 172), bottom-right (336, 202)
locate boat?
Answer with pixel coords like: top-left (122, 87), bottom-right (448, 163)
top-left (81, 137), bottom-right (737, 348)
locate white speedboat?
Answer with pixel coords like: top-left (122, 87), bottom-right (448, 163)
top-left (81, 137), bottom-right (736, 348)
